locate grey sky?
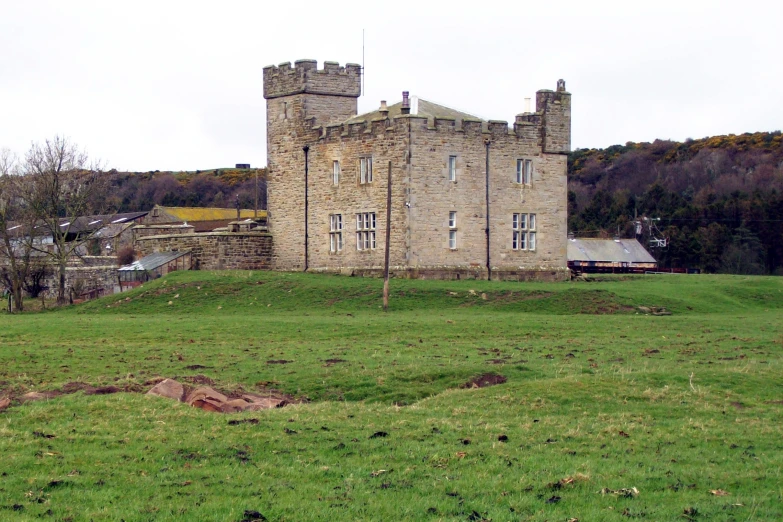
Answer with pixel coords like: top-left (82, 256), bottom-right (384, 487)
top-left (1, 0), bottom-right (780, 171)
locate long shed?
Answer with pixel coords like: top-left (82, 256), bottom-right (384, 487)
top-left (567, 238), bottom-right (657, 273)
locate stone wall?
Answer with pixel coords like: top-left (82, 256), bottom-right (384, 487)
top-left (133, 224), bottom-right (195, 239)
top-left (303, 118), bottom-right (410, 272)
top-left (407, 115), bottom-right (568, 278)
top-left (42, 265), bottom-right (120, 298)
top-left (135, 232), bottom-right (273, 271)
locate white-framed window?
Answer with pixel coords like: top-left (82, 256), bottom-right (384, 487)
top-left (516, 159), bottom-right (533, 185)
top-left (356, 212), bottom-right (376, 250)
top-left (448, 155), bottom-right (457, 182)
top-left (329, 214), bottom-right (343, 252)
top-left (512, 212), bottom-right (536, 251)
top-left (448, 211), bottom-right (457, 249)
top-left (359, 157), bottom-right (373, 184)
top-left (333, 160), bottom-right (340, 185)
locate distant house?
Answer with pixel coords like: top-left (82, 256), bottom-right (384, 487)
top-left (567, 238), bottom-right (657, 273)
top-left (145, 205), bottom-right (266, 232)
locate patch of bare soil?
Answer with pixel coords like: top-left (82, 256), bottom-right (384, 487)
top-left (180, 374), bottom-right (215, 386)
top-left (460, 373), bottom-right (507, 389)
top-left (324, 358), bottom-right (347, 367)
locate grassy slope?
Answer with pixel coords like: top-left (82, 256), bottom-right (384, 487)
top-left (0, 272), bottom-right (781, 521)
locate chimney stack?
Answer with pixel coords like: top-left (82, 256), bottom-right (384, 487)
top-left (379, 100), bottom-right (388, 116)
top-left (524, 97), bottom-right (531, 113)
top-left (401, 91), bottom-right (410, 114)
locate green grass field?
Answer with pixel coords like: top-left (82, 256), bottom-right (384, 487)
top-left (1, 272), bottom-right (781, 521)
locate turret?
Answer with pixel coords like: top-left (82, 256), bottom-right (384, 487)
top-left (536, 79), bottom-right (571, 154)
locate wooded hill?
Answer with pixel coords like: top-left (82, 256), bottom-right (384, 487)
top-left (568, 132), bottom-right (783, 274)
top-left (106, 167), bottom-right (267, 212)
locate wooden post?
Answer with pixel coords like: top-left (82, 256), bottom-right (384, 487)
top-left (383, 161), bottom-right (392, 312)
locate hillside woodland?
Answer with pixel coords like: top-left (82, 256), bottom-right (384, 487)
top-left (568, 132), bottom-right (783, 274)
top-left (106, 168), bottom-right (266, 213)
top-left (102, 132), bottom-right (783, 275)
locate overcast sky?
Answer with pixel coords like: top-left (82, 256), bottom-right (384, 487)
top-left (1, 0), bottom-right (781, 172)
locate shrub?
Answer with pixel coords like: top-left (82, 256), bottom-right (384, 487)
top-left (117, 246), bottom-right (135, 267)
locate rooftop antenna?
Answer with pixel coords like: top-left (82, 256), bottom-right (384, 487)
top-left (362, 29), bottom-right (365, 96)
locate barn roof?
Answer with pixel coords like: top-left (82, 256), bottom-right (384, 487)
top-left (567, 238), bottom-right (657, 264)
top-left (156, 206), bottom-right (265, 222)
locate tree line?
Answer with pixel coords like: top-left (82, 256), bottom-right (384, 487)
top-left (567, 132), bottom-right (783, 274)
top-left (105, 168), bottom-right (266, 213)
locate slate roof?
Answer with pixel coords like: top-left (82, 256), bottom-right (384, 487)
top-left (344, 98), bottom-right (483, 125)
top-left (567, 238), bottom-right (657, 264)
top-left (59, 212), bottom-right (149, 234)
top-left (118, 250), bottom-right (190, 272)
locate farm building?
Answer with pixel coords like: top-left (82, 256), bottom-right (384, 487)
top-left (567, 237), bottom-right (658, 273)
top-left (144, 205), bottom-right (267, 232)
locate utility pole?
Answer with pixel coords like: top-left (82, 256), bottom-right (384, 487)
top-left (303, 145), bottom-right (310, 272)
top-left (383, 161), bottom-right (392, 311)
top-left (484, 139), bottom-right (492, 281)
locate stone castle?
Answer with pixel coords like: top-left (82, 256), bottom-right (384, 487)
top-left (262, 59), bottom-right (572, 280)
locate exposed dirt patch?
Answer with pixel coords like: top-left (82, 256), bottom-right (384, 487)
top-left (180, 374), bottom-right (215, 386)
top-left (62, 382), bottom-right (92, 393)
top-left (184, 364), bottom-right (209, 370)
top-left (228, 418), bottom-right (259, 426)
top-left (730, 401), bottom-right (749, 410)
top-left (461, 373), bottom-right (507, 389)
top-left (324, 358), bottom-right (347, 366)
top-left (84, 386), bottom-right (121, 395)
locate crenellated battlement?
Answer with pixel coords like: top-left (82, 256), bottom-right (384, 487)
top-left (312, 112), bottom-right (550, 144)
top-left (263, 59), bottom-right (362, 99)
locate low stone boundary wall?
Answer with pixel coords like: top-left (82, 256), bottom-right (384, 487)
top-left (42, 265), bottom-right (120, 298)
top-left (135, 232), bottom-right (273, 270)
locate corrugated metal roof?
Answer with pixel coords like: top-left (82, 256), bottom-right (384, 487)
top-left (118, 251), bottom-right (190, 272)
top-left (567, 238), bottom-right (657, 263)
top-left (60, 212), bottom-right (149, 234)
top-left (158, 206), bottom-right (266, 221)
top-left (344, 98), bottom-right (483, 125)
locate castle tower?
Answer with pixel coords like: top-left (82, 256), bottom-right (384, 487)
top-left (535, 79), bottom-right (572, 154)
top-left (262, 60), bottom-right (362, 269)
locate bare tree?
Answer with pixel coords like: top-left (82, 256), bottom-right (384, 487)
top-left (19, 136), bottom-right (111, 305)
top-left (0, 148), bottom-right (40, 311)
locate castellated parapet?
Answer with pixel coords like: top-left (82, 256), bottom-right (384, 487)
top-left (263, 60), bottom-right (361, 99)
